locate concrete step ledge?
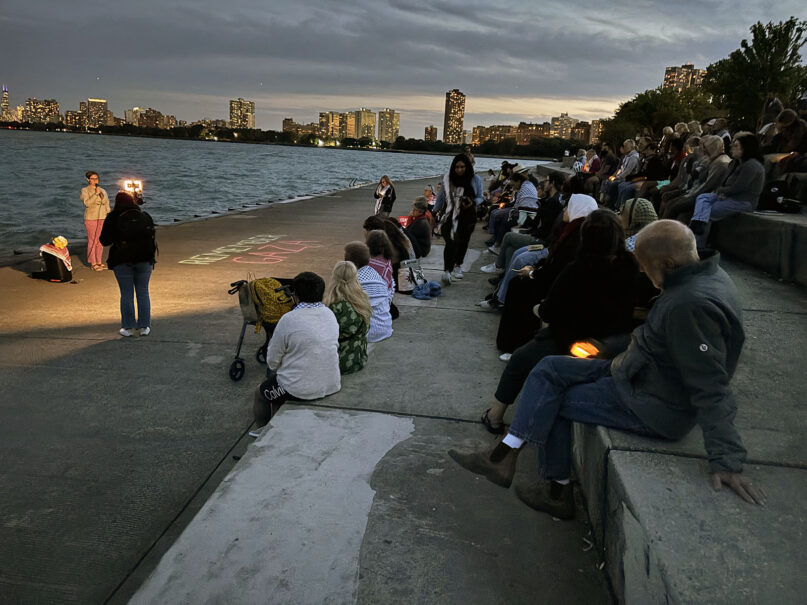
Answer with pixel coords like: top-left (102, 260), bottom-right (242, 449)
top-left (573, 425), bottom-right (806, 603)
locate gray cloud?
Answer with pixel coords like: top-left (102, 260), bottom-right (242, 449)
top-left (1, 0), bottom-right (804, 137)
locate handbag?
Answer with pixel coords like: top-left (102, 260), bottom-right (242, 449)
top-left (397, 266), bottom-right (415, 293)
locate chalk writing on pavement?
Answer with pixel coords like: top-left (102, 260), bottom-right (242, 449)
top-left (178, 235), bottom-right (322, 265)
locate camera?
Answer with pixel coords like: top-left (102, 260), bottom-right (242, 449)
top-left (123, 179), bottom-right (145, 204)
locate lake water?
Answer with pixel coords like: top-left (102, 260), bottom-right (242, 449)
top-left (0, 130), bottom-right (525, 255)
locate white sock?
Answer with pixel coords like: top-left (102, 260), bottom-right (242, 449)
top-left (502, 433), bottom-right (524, 449)
top-left (554, 478), bottom-right (570, 485)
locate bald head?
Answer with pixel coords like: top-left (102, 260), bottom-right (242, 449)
top-left (634, 220), bottom-right (699, 288)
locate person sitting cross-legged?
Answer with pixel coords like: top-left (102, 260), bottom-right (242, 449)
top-left (450, 220), bottom-right (765, 519)
top-left (253, 272), bottom-right (341, 431)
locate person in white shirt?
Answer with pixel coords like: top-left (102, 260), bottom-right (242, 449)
top-left (252, 272), bottom-right (340, 429)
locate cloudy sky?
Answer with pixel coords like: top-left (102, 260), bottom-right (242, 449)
top-left (2, 1), bottom-right (804, 137)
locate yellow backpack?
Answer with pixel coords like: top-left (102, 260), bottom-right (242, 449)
top-left (249, 277), bottom-right (294, 333)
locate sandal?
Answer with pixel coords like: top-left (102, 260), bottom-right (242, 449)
top-left (481, 408), bottom-right (505, 435)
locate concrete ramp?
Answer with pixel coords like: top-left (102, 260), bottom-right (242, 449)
top-left (131, 409), bottom-right (414, 605)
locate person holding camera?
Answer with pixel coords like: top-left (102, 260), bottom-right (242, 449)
top-left (99, 191), bottom-right (157, 337)
top-left (80, 171), bottom-right (111, 271)
top-left (433, 153), bottom-right (483, 284)
top-left (252, 272), bottom-right (340, 431)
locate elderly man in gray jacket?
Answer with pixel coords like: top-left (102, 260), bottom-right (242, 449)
top-left (450, 220), bottom-right (765, 519)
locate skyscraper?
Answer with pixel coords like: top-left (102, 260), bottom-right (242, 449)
top-left (86, 98), bottom-right (109, 128)
top-left (550, 112), bottom-right (578, 139)
top-left (663, 63), bottom-right (706, 91)
top-left (354, 108), bottom-right (376, 140)
top-left (443, 89), bottom-right (465, 144)
top-left (1, 85), bottom-right (9, 117)
top-left (229, 98), bottom-right (255, 128)
top-left (424, 125), bottom-right (437, 142)
top-left (23, 98), bottom-right (60, 123)
top-left (377, 108), bottom-right (400, 143)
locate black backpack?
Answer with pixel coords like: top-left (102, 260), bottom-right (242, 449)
top-left (116, 208), bottom-right (156, 257)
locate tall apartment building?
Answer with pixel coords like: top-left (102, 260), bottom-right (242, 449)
top-left (86, 98), bottom-right (109, 128)
top-left (229, 98), bottom-right (255, 128)
top-left (139, 108), bottom-right (164, 129)
top-left (663, 63), bottom-right (706, 91)
top-left (343, 112), bottom-right (357, 139)
top-left (1, 85), bottom-right (9, 117)
top-left (515, 122), bottom-right (550, 145)
top-left (571, 121), bottom-right (591, 143)
top-left (354, 108), bottom-right (376, 140)
top-left (550, 113), bottom-right (578, 139)
top-left (318, 111), bottom-right (344, 139)
top-left (64, 110), bottom-right (85, 128)
top-left (443, 89), bottom-right (465, 144)
top-left (23, 98), bottom-right (60, 123)
top-left (125, 107), bottom-right (144, 126)
top-left (424, 125), bottom-right (437, 142)
top-left (589, 119), bottom-right (604, 144)
top-left (377, 108), bottom-right (400, 143)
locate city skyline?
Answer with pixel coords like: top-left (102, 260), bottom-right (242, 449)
top-left (3, 1), bottom-right (803, 138)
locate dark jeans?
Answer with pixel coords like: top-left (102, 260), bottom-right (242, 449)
top-left (495, 328), bottom-right (560, 405)
top-left (508, 356), bottom-right (659, 480)
top-left (112, 261), bottom-right (153, 329)
top-left (441, 205), bottom-right (476, 271)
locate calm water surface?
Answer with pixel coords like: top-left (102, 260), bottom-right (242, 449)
top-left (0, 130), bottom-right (526, 254)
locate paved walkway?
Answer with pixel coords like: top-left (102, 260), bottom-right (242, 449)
top-left (0, 176), bottom-right (610, 603)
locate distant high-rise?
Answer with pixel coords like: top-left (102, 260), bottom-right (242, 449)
top-left (663, 63), bottom-right (706, 91)
top-left (443, 89), bottom-right (465, 144)
top-left (86, 98), bottom-right (109, 128)
top-left (1, 85), bottom-right (9, 117)
top-left (377, 108), bottom-right (400, 143)
top-left (319, 111), bottom-right (344, 139)
top-left (125, 107), bottom-right (144, 126)
top-left (550, 112), bottom-right (578, 139)
top-left (23, 98), bottom-right (60, 123)
top-left (424, 125), bottom-right (437, 142)
top-left (355, 108), bottom-right (376, 140)
top-left (229, 98), bottom-right (255, 129)
top-left (343, 112), bottom-right (357, 139)
top-left (589, 119), bottom-right (604, 144)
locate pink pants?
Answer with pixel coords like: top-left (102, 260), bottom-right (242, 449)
top-left (85, 219), bottom-right (105, 265)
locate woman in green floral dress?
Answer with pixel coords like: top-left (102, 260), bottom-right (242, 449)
top-left (324, 261), bottom-right (372, 374)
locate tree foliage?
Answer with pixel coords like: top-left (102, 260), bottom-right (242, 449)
top-left (600, 87), bottom-right (718, 149)
top-left (702, 17), bottom-right (807, 130)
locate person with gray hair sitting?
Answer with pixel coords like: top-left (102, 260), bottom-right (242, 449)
top-left (450, 220), bottom-right (764, 519)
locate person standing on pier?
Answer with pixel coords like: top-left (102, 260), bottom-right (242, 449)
top-left (373, 175), bottom-right (396, 217)
top-left (80, 171), bottom-right (111, 271)
top-left (100, 191), bottom-right (157, 337)
top-left (433, 153), bottom-right (483, 284)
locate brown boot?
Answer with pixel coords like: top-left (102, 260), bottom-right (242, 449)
top-left (448, 441), bottom-right (519, 488)
top-left (515, 480), bottom-right (575, 520)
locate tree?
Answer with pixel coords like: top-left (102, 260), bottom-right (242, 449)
top-left (600, 86), bottom-right (718, 149)
top-left (703, 17), bottom-right (807, 130)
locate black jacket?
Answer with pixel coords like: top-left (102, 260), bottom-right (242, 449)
top-left (405, 215), bottom-right (431, 259)
top-left (99, 206), bottom-right (157, 268)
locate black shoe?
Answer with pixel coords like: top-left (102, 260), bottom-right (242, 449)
top-left (481, 408), bottom-right (505, 435)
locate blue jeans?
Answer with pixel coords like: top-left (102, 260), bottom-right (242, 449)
top-left (616, 181), bottom-right (638, 210)
top-left (508, 356), bottom-right (659, 480)
top-left (113, 262), bottom-right (153, 329)
top-left (497, 246), bottom-right (549, 303)
top-left (691, 193), bottom-right (753, 247)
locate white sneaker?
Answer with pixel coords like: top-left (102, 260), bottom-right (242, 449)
top-left (140, 327), bottom-right (151, 336)
top-left (499, 353), bottom-right (512, 362)
top-left (119, 328), bottom-right (134, 337)
top-left (451, 267), bottom-right (463, 279)
top-left (441, 271), bottom-right (452, 285)
top-left (488, 245), bottom-right (501, 255)
top-left (480, 263), bottom-right (501, 274)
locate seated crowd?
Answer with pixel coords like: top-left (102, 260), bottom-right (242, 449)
top-left (250, 129), bottom-right (785, 517)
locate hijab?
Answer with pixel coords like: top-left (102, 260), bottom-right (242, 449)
top-left (566, 194), bottom-right (598, 222)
